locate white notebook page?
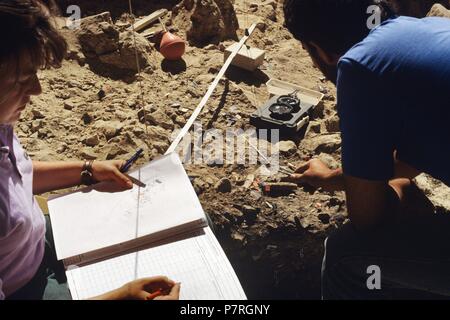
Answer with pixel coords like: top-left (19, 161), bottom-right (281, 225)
top-left (66, 227), bottom-right (247, 300)
top-left (49, 153), bottom-right (206, 261)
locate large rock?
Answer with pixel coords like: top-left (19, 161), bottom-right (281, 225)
top-left (80, 148), bottom-right (98, 160)
top-left (250, 1), bottom-right (278, 21)
top-left (98, 31), bottom-right (153, 72)
top-left (324, 114), bottom-right (340, 133)
top-left (139, 109), bottom-right (174, 131)
top-left (276, 140), bottom-right (297, 156)
top-left (427, 3), bottom-right (450, 18)
top-left (317, 153), bottom-right (340, 170)
top-left (76, 12), bottom-right (153, 74)
top-left (173, 0), bottom-right (239, 45)
top-left (105, 145), bottom-right (128, 160)
top-left (301, 134), bottom-right (342, 155)
top-left (414, 174), bottom-right (450, 213)
top-left (76, 12), bottom-right (119, 57)
top-left (146, 126), bottom-right (171, 143)
top-left (83, 134), bottom-right (100, 147)
top-left (305, 120), bottom-right (322, 137)
top-left (388, 0), bottom-right (450, 17)
top-left (94, 120), bottom-right (123, 140)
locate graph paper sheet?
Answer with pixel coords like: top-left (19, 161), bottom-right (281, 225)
top-left (66, 227), bottom-right (247, 300)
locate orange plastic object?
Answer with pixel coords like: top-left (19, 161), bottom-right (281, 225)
top-left (160, 32), bottom-right (186, 60)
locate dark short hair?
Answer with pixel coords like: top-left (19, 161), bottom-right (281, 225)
top-left (283, 0), bottom-right (395, 54)
top-left (0, 0), bottom-right (67, 72)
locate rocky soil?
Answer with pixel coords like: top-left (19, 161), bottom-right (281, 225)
top-left (18, 0), bottom-right (450, 299)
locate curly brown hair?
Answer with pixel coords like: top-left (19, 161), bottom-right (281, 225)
top-left (0, 0), bottom-right (67, 72)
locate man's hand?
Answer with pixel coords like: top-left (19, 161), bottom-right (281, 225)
top-left (90, 276), bottom-right (181, 300)
top-left (91, 160), bottom-right (133, 190)
top-left (286, 159), bottom-right (344, 192)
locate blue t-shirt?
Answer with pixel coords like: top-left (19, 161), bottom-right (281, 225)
top-left (337, 16), bottom-right (450, 186)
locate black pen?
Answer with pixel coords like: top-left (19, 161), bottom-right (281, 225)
top-left (120, 148), bottom-right (144, 173)
top-left (120, 148), bottom-right (146, 188)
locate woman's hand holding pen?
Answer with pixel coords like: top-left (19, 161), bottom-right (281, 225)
top-left (91, 160), bottom-right (133, 190)
top-left (89, 276), bottom-right (181, 300)
top-left (90, 149), bottom-right (144, 191)
top-left (122, 277), bottom-right (181, 300)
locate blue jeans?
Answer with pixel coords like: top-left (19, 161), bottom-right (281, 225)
top-left (322, 215), bottom-right (450, 299)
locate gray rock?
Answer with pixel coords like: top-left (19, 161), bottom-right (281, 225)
top-left (311, 102), bottom-right (325, 118)
top-left (30, 120), bottom-right (44, 132)
top-left (324, 114), bottom-right (340, 133)
top-left (174, 0), bottom-right (239, 45)
top-left (204, 176), bottom-right (216, 186)
top-left (262, 0), bottom-right (277, 10)
top-left (302, 134), bottom-right (341, 155)
top-left (193, 178), bottom-right (208, 195)
top-left (317, 153), bottom-right (340, 170)
top-left (230, 231), bottom-right (245, 243)
top-left (174, 115), bottom-right (186, 126)
top-left (76, 12), bottom-right (153, 73)
top-left (56, 143), bottom-right (67, 153)
top-left (64, 102), bottom-right (75, 110)
top-left (305, 120), bottom-right (321, 136)
top-left (152, 141), bottom-right (169, 154)
top-left (31, 109), bottom-right (45, 120)
top-left (80, 148), bottom-right (97, 160)
top-left (146, 126), bottom-right (170, 143)
top-left (132, 126), bottom-right (146, 137)
top-left (94, 120), bottom-right (123, 140)
top-left (105, 145), bottom-right (128, 160)
top-left (84, 134), bottom-right (100, 147)
top-left (243, 174), bottom-right (255, 189)
top-left (276, 140), bottom-right (297, 155)
top-left (141, 109), bottom-right (174, 131)
top-left (76, 12), bottom-right (119, 56)
top-left (260, 4), bottom-right (277, 21)
top-left (414, 174), bottom-right (450, 213)
top-left (98, 31), bottom-right (153, 72)
top-left (427, 4), bottom-right (450, 18)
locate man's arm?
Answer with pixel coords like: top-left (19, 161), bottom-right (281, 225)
top-left (287, 160), bottom-right (400, 228)
top-left (288, 159), bottom-right (434, 229)
top-left (289, 58), bottom-right (430, 229)
top-left (289, 156), bottom-right (421, 192)
top-left (345, 175), bottom-right (436, 229)
top-left (32, 160), bottom-right (133, 195)
top-left (344, 176), bottom-right (402, 229)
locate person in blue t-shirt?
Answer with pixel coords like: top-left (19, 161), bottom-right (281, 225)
top-left (283, 0), bottom-right (450, 299)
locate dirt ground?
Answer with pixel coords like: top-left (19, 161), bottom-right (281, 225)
top-left (18, 0), bottom-right (450, 299)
